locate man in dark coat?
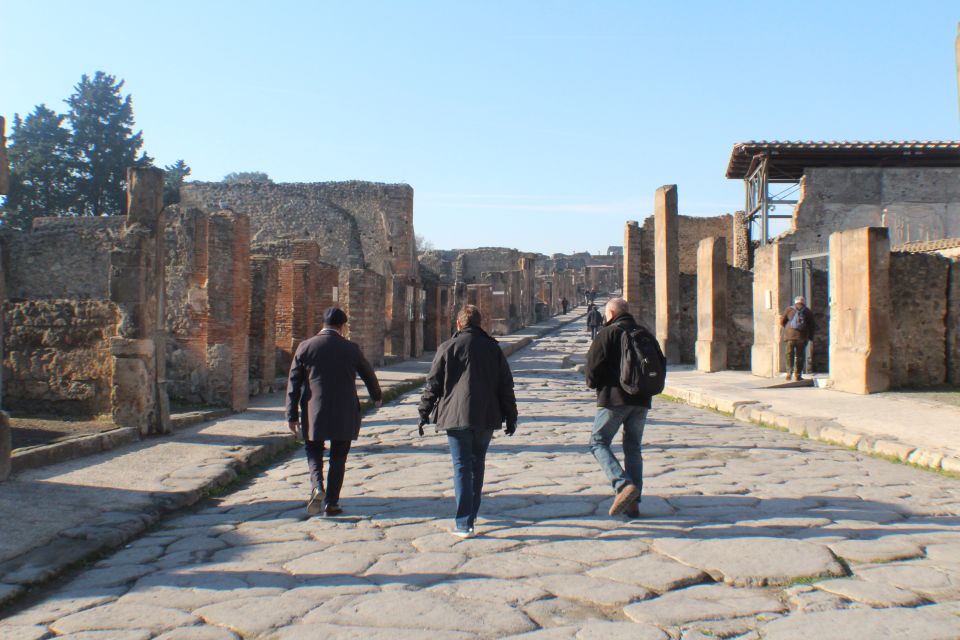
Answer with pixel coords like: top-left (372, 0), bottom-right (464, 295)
top-left (584, 297), bottom-right (660, 519)
top-left (418, 304), bottom-right (518, 537)
top-left (780, 295), bottom-right (815, 381)
top-left (287, 307), bottom-right (382, 516)
top-left (586, 303), bottom-right (603, 340)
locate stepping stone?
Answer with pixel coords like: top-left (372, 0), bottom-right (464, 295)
top-left (857, 564), bottom-right (960, 600)
top-left (587, 553), bottom-right (708, 593)
top-left (758, 606), bottom-right (960, 639)
top-left (814, 578), bottom-right (926, 607)
top-left (50, 604), bottom-right (198, 635)
top-left (827, 538), bottom-right (924, 564)
top-left (623, 584), bottom-right (785, 626)
top-left (652, 537), bottom-right (846, 587)
top-left (537, 574), bottom-right (651, 607)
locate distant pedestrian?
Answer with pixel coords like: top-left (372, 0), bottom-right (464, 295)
top-left (286, 307), bottom-right (382, 516)
top-left (590, 289), bottom-right (597, 304)
top-left (780, 296), bottom-right (815, 381)
top-left (418, 305), bottom-right (518, 537)
top-left (584, 297), bottom-right (666, 519)
top-left (586, 303), bottom-right (603, 340)
top-left (562, 297), bottom-right (569, 314)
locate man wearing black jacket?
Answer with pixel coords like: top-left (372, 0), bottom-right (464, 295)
top-left (287, 307), bottom-right (382, 516)
top-left (584, 297), bottom-right (656, 518)
top-left (418, 305), bottom-right (518, 537)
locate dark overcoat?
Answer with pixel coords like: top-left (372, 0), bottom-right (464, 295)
top-left (285, 329), bottom-right (382, 441)
top-left (584, 312), bottom-right (656, 409)
top-left (418, 326), bottom-right (518, 431)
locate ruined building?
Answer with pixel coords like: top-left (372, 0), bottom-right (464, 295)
top-left (629, 141), bottom-right (960, 394)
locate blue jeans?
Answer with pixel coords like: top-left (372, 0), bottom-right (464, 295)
top-left (589, 405), bottom-right (648, 494)
top-left (447, 428), bottom-right (493, 530)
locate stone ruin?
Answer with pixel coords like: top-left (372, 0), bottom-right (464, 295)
top-left (630, 141), bottom-right (960, 393)
top-left (0, 153), bottom-right (608, 478)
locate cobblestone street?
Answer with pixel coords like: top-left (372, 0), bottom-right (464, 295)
top-left (3, 318), bottom-right (960, 639)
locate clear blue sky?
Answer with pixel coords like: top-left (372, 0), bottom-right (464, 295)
top-left (3, 1), bottom-right (959, 254)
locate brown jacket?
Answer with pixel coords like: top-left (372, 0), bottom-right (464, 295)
top-left (780, 305), bottom-right (814, 342)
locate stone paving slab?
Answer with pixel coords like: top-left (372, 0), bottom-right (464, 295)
top-left (2, 312), bottom-right (960, 638)
top-left (663, 366), bottom-right (960, 473)
top-left (0, 312), bottom-right (585, 604)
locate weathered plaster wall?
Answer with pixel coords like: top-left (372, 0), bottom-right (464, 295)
top-left (786, 167), bottom-right (960, 255)
top-left (727, 266), bottom-right (754, 370)
top-left (641, 214), bottom-right (735, 274)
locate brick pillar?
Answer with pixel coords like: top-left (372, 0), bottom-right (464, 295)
top-left (520, 255), bottom-right (537, 326)
top-left (829, 227), bottom-right (891, 394)
top-left (111, 167), bottom-right (171, 435)
top-left (341, 269), bottom-right (386, 365)
top-left (695, 237), bottom-right (728, 372)
top-left (751, 242), bottom-right (794, 377)
top-left (466, 284), bottom-right (494, 333)
top-left (440, 286), bottom-right (453, 342)
top-left (205, 211), bottom-right (250, 411)
top-left (413, 286), bottom-right (425, 357)
top-left (655, 185), bottom-right (680, 363)
top-left (249, 256), bottom-right (278, 395)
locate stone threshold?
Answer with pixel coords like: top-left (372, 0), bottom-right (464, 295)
top-left (662, 383), bottom-right (960, 475)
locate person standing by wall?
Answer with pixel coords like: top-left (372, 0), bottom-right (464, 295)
top-left (286, 307), bottom-right (382, 516)
top-left (780, 296), bottom-right (815, 381)
top-left (561, 297), bottom-right (569, 314)
top-left (418, 304), bottom-right (518, 537)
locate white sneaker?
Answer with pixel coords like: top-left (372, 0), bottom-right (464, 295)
top-left (451, 527), bottom-right (475, 538)
top-left (306, 488), bottom-right (326, 516)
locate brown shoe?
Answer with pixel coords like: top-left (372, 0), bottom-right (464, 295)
top-left (323, 502), bottom-right (343, 516)
top-left (624, 500), bottom-right (640, 519)
top-left (609, 483), bottom-right (640, 516)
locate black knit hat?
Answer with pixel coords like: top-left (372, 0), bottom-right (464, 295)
top-left (323, 307), bottom-right (348, 326)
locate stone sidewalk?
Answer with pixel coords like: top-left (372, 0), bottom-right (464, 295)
top-left (663, 368), bottom-right (960, 475)
top-left (0, 310), bottom-right (585, 605)
top-left (2, 316), bottom-right (959, 639)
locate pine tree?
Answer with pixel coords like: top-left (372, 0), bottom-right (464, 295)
top-left (163, 159), bottom-right (191, 206)
top-left (2, 105), bottom-right (74, 229)
top-left (67, 72), bottom-right (152, 217)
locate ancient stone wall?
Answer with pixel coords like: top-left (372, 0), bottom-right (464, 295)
top-left (727, 267), bottom-right (754, 370)
top-left (466, 284), bottom-right (494, 334)
top-left (678, 273), bottom-right (696, 364)
top-left (2, 218), bottom-right (123, 300)
top-left (641, 213), bottom-right (735, 275)
top-left (2, 300), bottom-right (118, 415)
top-left (456, 248), bottom-right (521, 283)
top-left (888, 252), bottom-right (950, 388)
top-left (787, 167), bottom-right (960, 255)
top-left (249, 256), bottom-right (278, 394)
top-left (164, 207), bottom-right (251, 409)
top-left (339, 269), bottom-right (386, 365)
top-left (948, 260), bottom-right (960, 385)
top-left (180, 181), bottom-right (416, 280)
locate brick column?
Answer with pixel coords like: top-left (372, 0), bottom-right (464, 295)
top-left (751, 242), bottom-right (793, 377)
top-left (829, 227), bottom-right (891, 394)
top-left (655, 185), bottom-right (680, 363)
top-left (340, 269), bottom-right (385, 365)
top-left (519, 255), bottom-right (537, 326)
top-left (695, 237), bottom-right (728, 372)
top-left (249, 256), bottom-right (279, 395)
top-left (110, 168), bottom-right (171, 435)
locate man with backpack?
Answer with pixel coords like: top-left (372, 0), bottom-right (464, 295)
top-left (584, 297), bottom-right (666, 518)
top-left (780, 296), bottom-right (815, 381)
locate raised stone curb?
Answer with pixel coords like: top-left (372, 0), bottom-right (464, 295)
top-left (10, 427), bottom-right (140, 475)
top-left (662, 383), bottom-right (960, 475)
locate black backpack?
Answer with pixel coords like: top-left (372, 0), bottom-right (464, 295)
top-left (620, 325), bottom-right (667, 396)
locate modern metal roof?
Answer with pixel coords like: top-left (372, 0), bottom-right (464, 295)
top-left (725, 140), bottom-right (960, 179)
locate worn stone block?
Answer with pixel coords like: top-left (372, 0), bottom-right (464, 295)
top-left (623, 221), bottom-right (642, 305)
top-left (751, 242), bottom-right (793, 377)
top-left (696, 236), bottom-right (727, 372)
top-left (655, 185), bottom-right (680, 364)
top-left (829, 227), bottom-right (891, 394)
